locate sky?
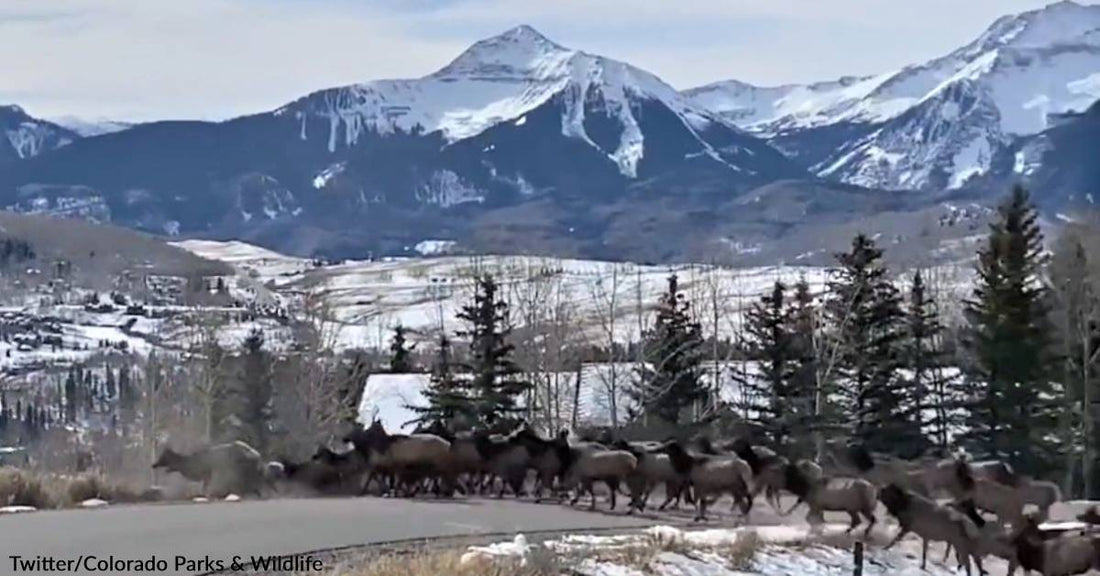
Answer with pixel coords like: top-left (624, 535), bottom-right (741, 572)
top-left (0, 0), bottom-right (1071, 122)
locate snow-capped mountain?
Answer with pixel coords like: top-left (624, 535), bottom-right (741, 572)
top-left (0, 105), bottom-right (77, 163)
top-left (0, 26), bottom-right (800, 261)
top-left (284, 25), bottom-right (784, 180)
top-left (49, 116), bottom-right (134, 137)
top-left (985, 98), bottom-right (1100, 208)
top-left (687, 0), bottom-right (1100, 192)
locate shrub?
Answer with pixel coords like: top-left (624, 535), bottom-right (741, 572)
top-left (0, 467), bottom-right (56, 509)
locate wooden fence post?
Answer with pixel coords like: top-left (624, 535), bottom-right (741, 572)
top-left (853, 541), bottom-right (864, 576)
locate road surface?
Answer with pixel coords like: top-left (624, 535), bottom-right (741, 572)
top-left (0, 497), bottom-right (653, 575)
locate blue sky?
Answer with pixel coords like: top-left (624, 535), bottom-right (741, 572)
top-left (0, 0), bottom-right (1069, 122)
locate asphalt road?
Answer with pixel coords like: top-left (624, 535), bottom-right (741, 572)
top-left (0, 497), bottom-right (653, 576)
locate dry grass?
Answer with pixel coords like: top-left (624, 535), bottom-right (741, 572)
top-left (0, 467), bottom-right (57, 509)
top-left (63, 473), bottom-right (149, 506)
top-left (329, 529), bottom-right (765, 576)
top-left (0, 467), bottom-right (161, 509)
top-left (326, 546), bottom-right (561, 576)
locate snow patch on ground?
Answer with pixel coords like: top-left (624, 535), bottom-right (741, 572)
top-left (0, 506), bottom-right (37, 514)
top-left (471, 526), bottom-right (973, 576)
top-left (461, 535), bottom-right (530, 566)
top-left (80, 498), bottom-right (109, 508)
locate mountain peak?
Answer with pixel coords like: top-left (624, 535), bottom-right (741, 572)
top-left (433, 25), bottom-right (571, 80)
top-left (972, 0), bottom-right (1100, 52)
top-left (496, 24), bottom-right (558, 45)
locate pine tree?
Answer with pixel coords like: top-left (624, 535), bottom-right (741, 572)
top-left (634, 274), bottom-right (707, 425)
top-left (118, 365), bottom-right (134, 420)
top-left (904, 270), bottom-right (958, 450)
top-left (962, 186), bottom-right (1057, 474)
top-left (740, 281), bottom-right (797, 446)
top-left (456, 275), bottom-right (530, 428)
top-left (105, 367), bottom-right (117, 401)
top-left (220, 330), bottom-right (274, 452)
top-left (388, 324), bottom-right (415, 373)
top-left (64, 367), bottom-right (77, 423)
top-left (825, 234), bottom-right (923, 455)
top-left (407, 334), bottom-right (475, 429)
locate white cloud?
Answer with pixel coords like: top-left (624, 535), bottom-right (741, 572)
top-left (0, 0), bottom-right (1070, 121)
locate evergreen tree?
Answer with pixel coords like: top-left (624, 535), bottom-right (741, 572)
top-left (407, 334), bottom-right (475, 429)
top-left (118, 365), bottom-right (135, 421)
top-left (23, 403), bottom-right (34, 436)
top-left (456, 275), bottom-right (530, 428)
top-left (825, 234), bottom-right (923, 454)
top-left (961, 186), bottom-right (1057, 474)
top-left (739, 281), bottom-right (798, 446)
top-left (634, 274), bottom-right (707, 424)
top-left (64, 367), bottom-right (77, 423)
top-left (221, 330), bottom-right (274, 452)
top-left (904, 270), bottom-right (958, 450)
top-left (105, 367), bottom-right (117, 401)
top-left (388, 324), bottom-right (415, 373)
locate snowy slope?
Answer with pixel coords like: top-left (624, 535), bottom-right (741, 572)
top-left (0, 105), bottom-right (77, 162)
top-left (687, 1), bottom-right (1100, 191)
top-left (179, 239), bottom-right (976, 353)
top-left (283, 25), bottom-right (756, 178)
top-left (48, 116), bottom-right (134, 137)
top-left (684, 75), bottom-right (888, 134)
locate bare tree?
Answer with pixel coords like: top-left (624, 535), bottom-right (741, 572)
top-left (586, 263), bottom-right (625, 428)
top-left (183, 312), bottom-right (230, 443)
top-left (275, 294), bottom-right (365, 455)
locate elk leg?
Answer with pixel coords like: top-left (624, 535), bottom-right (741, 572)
top-left (846, 511), bottom-right (860, 534)
top-left (658, 486), bottom-right (677, 511)
top-left (885, 527), bottom-right (908, 549)
top-left (694, 488), bottom-right (708, 522)
top-left (862, 511), bottom-right (876, 538)
top-left (781, 498), bottom-right (804, 516)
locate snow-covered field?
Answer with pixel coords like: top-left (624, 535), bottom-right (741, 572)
top-left (177, 239), bottom-right (973, 352)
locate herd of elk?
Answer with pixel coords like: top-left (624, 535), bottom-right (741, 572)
top-left (154, 427), bottom-right (1098, 575)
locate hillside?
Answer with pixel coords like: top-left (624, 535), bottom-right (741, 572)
top-left (0, 211), bottom-right (229, 282)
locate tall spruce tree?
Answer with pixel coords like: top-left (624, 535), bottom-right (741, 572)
top-left (962, 186), bottom-right (1057, 474)
top-left (407, 334), bottom-right (474, 429)
top-left (105, 367), bottom-right (117, 401)
top-left (904, 270), bottom-right (958, 450)
top-left (457, 275), bottom-right (530, 428)
top-left (634, 274), bottom-right (707, 424)
top-left (740, 281), bottom-right (798, 446)
top-left (64, 367), bottom-right (77, 423)
top-left (388, 324), bottom-right (415, 373)
top-left (825, 234), bottom-right (923, 454)
top-left (221, 330), bottom-right (274, 452)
